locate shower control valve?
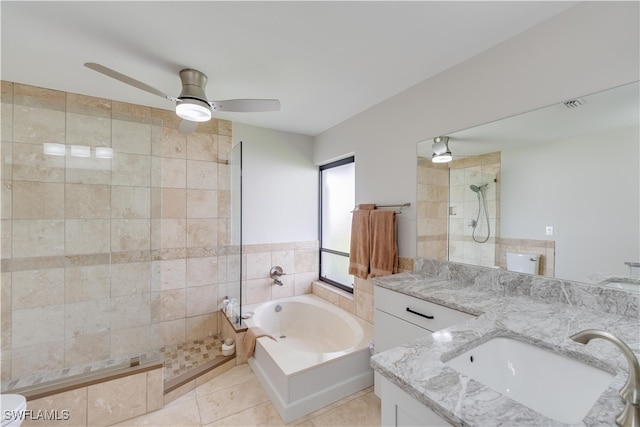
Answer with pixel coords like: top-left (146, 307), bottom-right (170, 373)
top-left (270, 266), bottom-right (285, 279)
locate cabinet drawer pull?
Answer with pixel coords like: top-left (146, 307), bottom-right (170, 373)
top-left (406, 307), bottom-right (434, 319)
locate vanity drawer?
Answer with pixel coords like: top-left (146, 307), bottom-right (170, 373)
top-left (374, 309), bottom-right (431, 353)
top-left (375, 286), bottom-right (474, 332)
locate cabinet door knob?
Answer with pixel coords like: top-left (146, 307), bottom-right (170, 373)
top-left (406, 307), bottom-right (434, 320)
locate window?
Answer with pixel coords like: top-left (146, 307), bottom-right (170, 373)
top-left (319, 156), bottom-right (355, 292)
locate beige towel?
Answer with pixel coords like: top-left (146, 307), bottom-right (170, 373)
top-left (348, 204), bottom-right (375, 279)
top-left (242, 326), bottom-right (276, 358)
top-left (357, 204), bottom-right (376, 210)
top-left (368, 210), bottom-right (398, 278)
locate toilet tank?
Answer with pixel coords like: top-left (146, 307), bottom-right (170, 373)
top-left (506, 252), bottom-right (540, 274)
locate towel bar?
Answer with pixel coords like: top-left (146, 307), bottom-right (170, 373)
top-left (351, 202), bottom-right (410, 214)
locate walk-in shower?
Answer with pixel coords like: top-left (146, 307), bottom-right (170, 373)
top-left (0, 82), bottom-right (243, 411)
top-left (470, 183), bottom-right (490, 243)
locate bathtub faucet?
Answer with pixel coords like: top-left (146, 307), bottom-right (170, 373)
top-left (270, 266), bottom-right (285, 286)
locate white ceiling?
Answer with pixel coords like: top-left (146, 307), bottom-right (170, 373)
top-left (1, 1), bottom-right (577, 136)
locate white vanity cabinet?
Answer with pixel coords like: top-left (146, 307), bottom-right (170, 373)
top-left (374, 286), bottom-right (475, 426)
top-left (374, 286), bottom-right (474, 352)
top-left (379, 376), bottom-right (450, 427)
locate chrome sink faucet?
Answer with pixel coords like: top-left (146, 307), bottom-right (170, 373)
top-left (570, 329), bottom-right (640, 427)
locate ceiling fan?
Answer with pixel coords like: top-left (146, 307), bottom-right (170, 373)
top-left (84, 63), bottom-right (280, 133)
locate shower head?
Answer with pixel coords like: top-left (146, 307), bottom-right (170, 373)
top-left (470, 183), bottom-right (488, 193)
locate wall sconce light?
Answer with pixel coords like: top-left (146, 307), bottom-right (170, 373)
top-left (43, 143), bottom-right (66, 156)
top-left (432, 136), bottom-right (452, 163)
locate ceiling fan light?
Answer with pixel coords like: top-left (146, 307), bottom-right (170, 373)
top-left (432, 136), bottom-right (453, 163)
top-left (176, 98), bottom-right (211, 122)
top-left (432, 152), bottom-right (453, 163)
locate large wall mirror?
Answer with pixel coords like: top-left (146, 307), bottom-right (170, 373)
top-left (417, 81), bottom-right (639, 288)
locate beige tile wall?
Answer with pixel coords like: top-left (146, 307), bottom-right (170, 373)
top-left (21, 367), bottom-right (163, 427)
top-left (417, 151), bottom-right (557, 275)
top-left (416, 157), bottom-right (449, 260)
top-left (312, 257), bottom-right (413, 324)
top-left (1, 80), bottom-right (383, 386)
top-left (241, 241), bottom-right (319, 305)
top-left (1, 81), bottom-right (234, 381)
top-left (417, 152), bottom-right (502, 265)
top-left (236, 242), bottom-right (413, 324)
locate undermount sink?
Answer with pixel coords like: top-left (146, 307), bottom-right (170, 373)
top-left (599, 277), bottom-right (640, 291)
top-left (444, 336), bottom-right (614, 424)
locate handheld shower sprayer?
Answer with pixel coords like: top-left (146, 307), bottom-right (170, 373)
top-left (469, 183), bottom-right (488, 193)
top-left (470, 183), bottom-right (490, 243)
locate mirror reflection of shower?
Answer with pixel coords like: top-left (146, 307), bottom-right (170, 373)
top-left (469, 183), bottom-right (490, 243)
top-left (446, 158), bottom-right (500, 268)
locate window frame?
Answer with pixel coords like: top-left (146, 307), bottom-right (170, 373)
top-left (318, 156), bottom-right (355, 293)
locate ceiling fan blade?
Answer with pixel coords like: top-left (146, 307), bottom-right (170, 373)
top-left (178, 120), bottom-right (199, 134)
top-left (210, 99), bottom-right (280, 112)
top-left (84, 63), bottom-right (178, 102)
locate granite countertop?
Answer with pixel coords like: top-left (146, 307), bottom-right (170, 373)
top-left (370, 272), bottom-right (640, 426)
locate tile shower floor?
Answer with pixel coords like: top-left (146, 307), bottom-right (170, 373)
top-left (111, 363), bottom-right (381, 426)
top-left (162, 336), bottom-right (227, 381)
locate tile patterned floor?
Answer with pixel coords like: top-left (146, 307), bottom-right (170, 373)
top-left (162, 336), bottom-right (225, 381)
top-left (110, 363), bottom-right (381, 426)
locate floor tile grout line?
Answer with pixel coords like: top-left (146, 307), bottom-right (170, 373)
top-left (193, 386), bottom-right (204, 427)
top-left (194, 375), bottom-right (271, 425)
top-left (108, 363), bottom-right (380, 427)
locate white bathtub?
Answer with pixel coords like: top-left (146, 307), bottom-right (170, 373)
top-left (245, 294), bottom-right (374, 423)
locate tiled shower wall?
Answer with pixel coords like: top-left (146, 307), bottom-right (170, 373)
top-left (416, 157), bottom-right (448, 260)
top-left (448, 152), bottom-right (500, 268)
top-left (242, 242), bottom-right (319, 305)
top-left (416, 152), bottom-right (557, 275)
top-left (417, 152), bottom-right (501, 267)
top-left (0, 82), bottom-right (237, 381)
top-left (239, 243), bottom-right (413, 324)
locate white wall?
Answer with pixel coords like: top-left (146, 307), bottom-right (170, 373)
top-left (232, 123), bottom-right (317, 244)
top-left (501, 126), bottom-right (639, 282)
top-left (313, 2), bottom-right (640, 258)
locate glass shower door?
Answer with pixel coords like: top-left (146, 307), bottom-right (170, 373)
top-left (227, 141), bottom-right (242, 324)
